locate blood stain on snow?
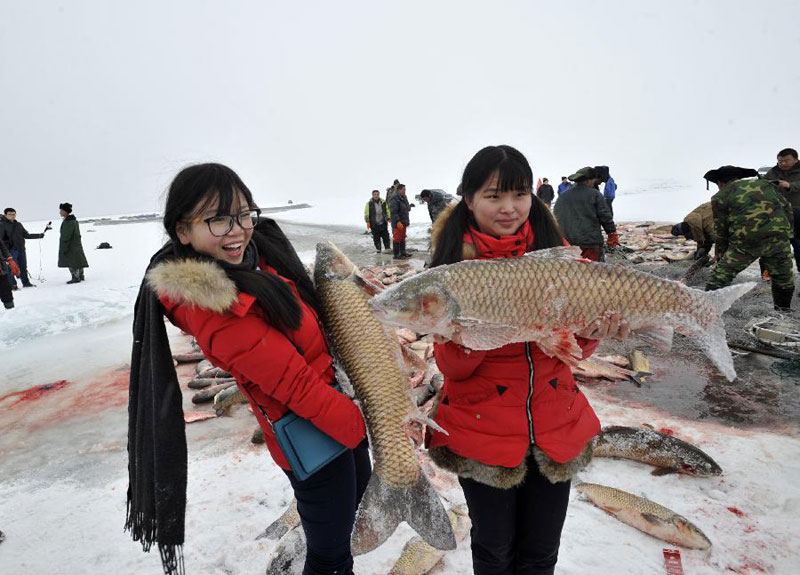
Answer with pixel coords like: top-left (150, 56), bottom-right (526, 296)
top-left (658, 427), bottom-right (676, 436)
top-left (67, 369), bottom-right (130, 412)
top-left (727, 506), bottom-right (746, 518)
top-left (0, 380), bottom-right (71, 408)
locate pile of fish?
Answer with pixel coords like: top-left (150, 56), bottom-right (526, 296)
top-left (612, 222), bottom-right (699, 265)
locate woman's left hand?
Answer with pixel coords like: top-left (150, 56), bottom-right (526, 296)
top-left (577, 311), bottom-right (630, 340)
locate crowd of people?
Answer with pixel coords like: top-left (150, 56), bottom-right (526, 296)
top-left (0, 202), bottom-right (88, 310)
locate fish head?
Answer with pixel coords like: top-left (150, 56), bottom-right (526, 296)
top-left (314, 241), bottom-right (357, 284)
top-left (369, 272), bottom-right (460, 335)
top-left (683, 458), bottom-right (722, 477)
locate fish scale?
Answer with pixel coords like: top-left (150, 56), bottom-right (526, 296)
top-left (370, 247), bottom-right (754, 380)
top-left (319, 278), bottom-right (419, 487)
top-left (314, 242), bottom-right (456, 555)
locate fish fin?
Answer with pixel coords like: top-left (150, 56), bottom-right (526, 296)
top-left (351, 472), bottom-right (456, 555)
top-left (634, 325), bottom-right (674, 352)
top-left (457, 322), bottom-right (520, 351)
top-left (536, 330), bottom-right (583, 366)
top-left (408, 407), bottom-right (450, 436)
top-left (704, 282), bottom-right (757, 315)
top-left (651, 467), bottom-right (678, 477)
top-left (630, 373), bottom-right (645, 387)
top-left (525, 246), bottom-right (584, 259)
top-left (352, 271), bottom-right (385, 296)
top-left (641, 512), bottom-right (662, 525)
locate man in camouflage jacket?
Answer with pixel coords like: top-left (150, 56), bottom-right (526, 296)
top-left (764, 147), bottom-right (800, 271)
top-left (704, 166), bottom-right (795, 310)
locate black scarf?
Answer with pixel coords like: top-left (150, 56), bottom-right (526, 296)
top-left (126, 240), bottom-right (187, 575)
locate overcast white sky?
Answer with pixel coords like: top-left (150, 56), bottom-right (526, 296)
top-left (2, 0), bottom-right (799, 221)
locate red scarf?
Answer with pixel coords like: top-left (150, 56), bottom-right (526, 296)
top-left (463, 221), bottom-right (536, 260)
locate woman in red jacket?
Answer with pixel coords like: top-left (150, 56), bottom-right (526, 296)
top-left (126, 163), bottom-right (369, 575)
top-left (426, 146), bottom-right (628, 575)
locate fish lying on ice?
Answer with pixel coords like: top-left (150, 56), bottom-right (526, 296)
top-left (212, 384), bottom-right (248, 414)
top-left (369, 246), bottom-right (755, 381)
top-left (264, 524), bottom-right (305, 575)
top-left (314, 242), bottom-right (456, 554)
top-left (387, 504), bottom-right (471, 575)
top-left (592, 426), bottom-right (722, 476)
top-left (575, 482), bottom-right (712, 550)
top-left (257, 499), bottom-right (300, 541)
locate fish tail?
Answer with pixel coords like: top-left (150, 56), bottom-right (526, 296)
top-left (351, 472), bottom-right (456, 555)
top-left (688, 282), bottom-right (756, 381)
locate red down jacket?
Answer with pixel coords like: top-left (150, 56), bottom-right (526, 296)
top-left (155, 258), bottom-right (366, 470)
top-left (426, 224), bottom-right (601, 467)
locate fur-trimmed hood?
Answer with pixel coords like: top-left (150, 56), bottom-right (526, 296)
top-left (146, 258), bottom-right (239, 313)
top-left (429, 201), bottom-right (481, 260)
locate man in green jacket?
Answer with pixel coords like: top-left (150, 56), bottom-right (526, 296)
top-left (704, 166), bottom-right (795, 311)
top-left (364, 189), bottom-right (392, 253)
top-left (764, 147), bottom-right (800, 271)
top-left (58, 202), bottom-right (89, 284)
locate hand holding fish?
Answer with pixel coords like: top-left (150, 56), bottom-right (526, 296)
top-left (576, 311), bottom-right (630, 340)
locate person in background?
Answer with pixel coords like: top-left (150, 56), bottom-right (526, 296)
top-left (1, 207), bottom-right (51, 289)
top-left (58, 203), bottom-right (89, 284)
top-left (364, 189), bottom-right (392, 253)
top-left (126, 163), bottom-right (369, 575)
top-left (0, 239), bottom-right (18, 309)
top-left (553, 167), bottom-right (619, 261)
top-left (389, 183), bottom-right (411, 259)
top-left (603, 172), bottom-right (617, 217)
top-left (671, 201), bottom-right (715, 260)
top-left (557, 176), bottom-right (570, 195)
top-left (764, 147), bottom-right (800, 271)
top-left (427, 145), bottom-right (629, 575)
top-left (535, 177), bottom-right (555, 208)
top-left (704, 165), bottom-right (795, 311)
top-left (385, 178), bottom-right (401, 205)
top-left (419, 189), bottom-right (455, 223)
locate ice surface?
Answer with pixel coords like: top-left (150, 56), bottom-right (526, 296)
top-left (1, 217), bottom-right (799, 574)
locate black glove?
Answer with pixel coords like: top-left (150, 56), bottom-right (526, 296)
top-left (694, 247), bottom-right (709, 260)
top-left (409, 203), bottom-right (416, 208)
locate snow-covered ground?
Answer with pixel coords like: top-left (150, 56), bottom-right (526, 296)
top-left (1, 215), bottom-right (798, 575)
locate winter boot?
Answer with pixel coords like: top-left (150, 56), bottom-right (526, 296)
top-left (67, 268), bottom-right (81, 284)
top-left (3, 301), bottom-right (13, 309)
top-left (393, 242), bottom-right (400, 258)
top-left (399, 241), bottom-right (410, 259)
top-left (771, 285), bottom-right (794, 312)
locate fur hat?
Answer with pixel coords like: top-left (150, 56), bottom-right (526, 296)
top-left (568, 166), bottom-right (597, 182)
top-left (703, 166), bottom-right (758, 185)
top-left (59, 202), bottom-right (73, 213)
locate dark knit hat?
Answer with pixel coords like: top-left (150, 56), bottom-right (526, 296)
top-left (59, 202), bottom-right (73, 213)
top-left (703, 166), bottom-right (758, 185)
top-left (671, 222), bottom-right (691, 237)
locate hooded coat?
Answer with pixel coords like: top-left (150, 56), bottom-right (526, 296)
top-left (58, 215), bottom-right (89, 269)
top-left (683, 202), bottom-right (715, 249)
top-left (425, 204), bottom-right (600, 488)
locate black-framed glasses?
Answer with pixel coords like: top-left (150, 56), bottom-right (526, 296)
top-left (190, 209), bottom-right (261, 237)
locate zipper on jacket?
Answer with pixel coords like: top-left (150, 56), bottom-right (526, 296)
top-left (525, 342), bottom-right (535, 443)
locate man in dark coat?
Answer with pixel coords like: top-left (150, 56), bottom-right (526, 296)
top-left (364, 189), bottom-right (392, 253)
top-left (419, 189), bottom-right (454, 223)
top-left (388, 184), bottom-right (411, 259)
top-left (58, 202), bottom-right (89, 284)
top-left (764, 147), bottom-right (800, 271)
top-left (1, 207), bottom-right (51, 288)
top-left (535, 178), bottom-right (555, 208)
top-left (553, 167), bottom-right (619, 261)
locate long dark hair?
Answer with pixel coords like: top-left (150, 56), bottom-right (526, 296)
top-left (430, 145), bottom-right (563, 267)
top-left (163, 163), bottom-right (321, 334)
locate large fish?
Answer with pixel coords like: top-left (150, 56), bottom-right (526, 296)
top-left (314, 242), bottom-right (456, 554)
top-left (593, 426), bottom-right (722, 476)
top-left (575, 482), bottom-right (712, 550)
top-left (387, 504), bottom-right (471, 575)
top-left (368, 247), bottom-right (755, 380)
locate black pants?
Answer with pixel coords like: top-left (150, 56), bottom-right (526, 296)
top-left (459, 453), bottom-right (571, 575)
top-left (604, 197), bottom-right (614, 218)
top-left (0, 276), bottom-right (13, 308)
top-left (792, 208), bottom-right (800, 272)
top-left (370, 223), bottom-right (390, 251)
top-left (284, 442), bottom-right (372, 575)
top-left (9, 248), bottom-right (33, 286)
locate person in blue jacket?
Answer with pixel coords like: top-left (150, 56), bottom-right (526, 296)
top-left (603, 175), bottom-right (617, 217)
top-left (557, 176), bottom-right (570, 195)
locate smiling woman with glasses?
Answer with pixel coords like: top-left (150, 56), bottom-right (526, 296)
top-left (126, 163), bottom-right (370, 575)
